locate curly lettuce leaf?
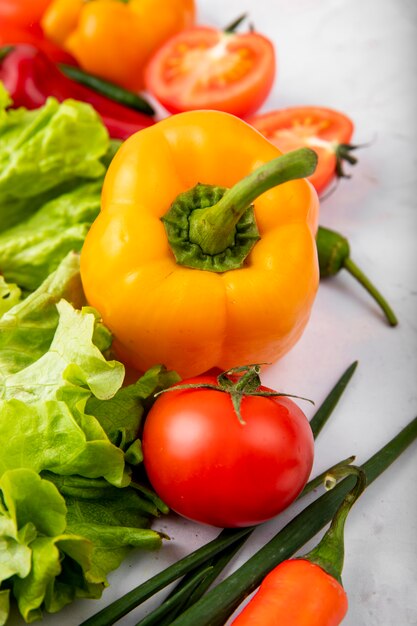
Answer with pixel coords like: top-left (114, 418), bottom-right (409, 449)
top-left (0, 470), bottom-right (97, 623)
top-left (0, 97), bottom-right (108, 232)
top-left (0, 182), bottom-right (101, 291)
top-left (0, 470), bottom-right (163, 624)
top-left (0, 300), bottom-right (128, 486)
top-left (87, 364), bottom-right (180, 450)
top-left (0, 253), bottom-right (85, 379)
top-left (0, 248), bottom-right (174, 623)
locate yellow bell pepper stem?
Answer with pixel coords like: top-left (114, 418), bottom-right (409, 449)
top-left (163, 148), bottom-right (318, 272)
top-left (189, 148), bottom-right (317, 257)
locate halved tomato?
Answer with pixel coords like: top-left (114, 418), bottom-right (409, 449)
top-left (248, 106), bottom-right (356, 194)
top-left (145, 25), bottom-right (275, 118)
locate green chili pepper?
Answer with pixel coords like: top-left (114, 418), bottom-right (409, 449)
top-left (59, 64), bottom-right (155, 116)
top-left (316, 225), bottom-right (398, 326)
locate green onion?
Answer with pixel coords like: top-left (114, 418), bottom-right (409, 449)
top-left (309, 360), bottom-right (358, 438)
top-left (79, 528), bottom-right (252, 626)
top-left (134, 566), bottom-right (214, 626)
top-left (168, 416), bottom-right (417, 626)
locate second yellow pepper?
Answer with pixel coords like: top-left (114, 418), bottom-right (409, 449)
top-left (80, 111), bottom-right (320, 378)
top-left (42, 0), bottom-right (196, 90)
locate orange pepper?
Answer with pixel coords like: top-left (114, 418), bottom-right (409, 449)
top-left (230, 464), bottom-right (366, 626)
top-left (80, 111), bottom-right (319, 378)
top-left (41, 0), bottom-right (196, 90)
top-left (231, 560), bottom-right (348, 626)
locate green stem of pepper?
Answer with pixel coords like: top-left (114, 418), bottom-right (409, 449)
top-left (316, 225), bottom-right (398, 326)
top-left (303, 464), bottom-right (366, 584)
top-left (162, 147), bottom-right (317, 272)
top-left (189, 148), bottom-right (317, 256)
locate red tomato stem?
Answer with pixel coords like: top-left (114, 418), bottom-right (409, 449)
top-left (223, 13), bottom-right (248, 33)
top-left (156, 364), bottom-right (313, 424)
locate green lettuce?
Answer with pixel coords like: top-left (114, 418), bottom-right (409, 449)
top-left (0, 253), bottom-right (84, 378)
top-left (0, 90), bottom-right (108, 232)
top-left (0, 84), bottom-right (121, 292)
top-left (0, 257), bottom-right (179, 624)
top-left (0, 181), bottom-right (102, 291)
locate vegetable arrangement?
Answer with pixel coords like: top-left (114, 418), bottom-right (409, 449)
top-left (0, 45), bottom-right (155, 140)
top-left (0, 1), bottom-right (414, 625)
top-left (41, 0), bottom-right (196, 90)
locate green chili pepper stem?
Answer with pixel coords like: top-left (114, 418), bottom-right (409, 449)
top-left (343, 257), bottom-right (398, 326)
top-left (188, 147), bottom-right (318, 256)
top-left (303, 465), bottom-right (366, 584)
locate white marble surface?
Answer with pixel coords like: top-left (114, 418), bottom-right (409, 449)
top-left (10, 1), bottom-right (417, 624)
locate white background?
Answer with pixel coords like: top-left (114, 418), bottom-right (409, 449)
top-left (9, 0), bottom-right (417, 624)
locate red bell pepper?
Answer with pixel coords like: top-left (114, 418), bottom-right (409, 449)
top-left (0, 22), bottom-right (75, 64)
top-left (0, 44), bottom-right (155, 140)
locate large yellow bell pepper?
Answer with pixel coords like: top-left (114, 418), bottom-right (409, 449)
top-left (41, 0), bottom-right (195, 90)
top-left (80, 111), bottom-right (320, 378)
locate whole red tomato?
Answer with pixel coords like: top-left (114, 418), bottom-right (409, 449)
top-left (142, 368), bottom-right (314, 528)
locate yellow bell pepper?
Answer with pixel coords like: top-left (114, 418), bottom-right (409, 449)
top-left (80, 111), bottom-right (320, 378)
top-left (42, 0), bottom-right (196, 91)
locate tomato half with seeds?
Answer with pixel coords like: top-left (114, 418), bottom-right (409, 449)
top-left (142, 370), bottom-right (314, 528)
top-left (248, 106), bottom-right (355, 193)
top-left (145, 26), bottom-right (275, 118)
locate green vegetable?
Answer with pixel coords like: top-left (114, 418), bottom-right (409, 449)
top-left (0, 181), bottom-right (102, 291)
top-left (0, 253), bottom-right (83, 377)
top-left (59, 64), bottom-right (155, 116)
top-left (0, 84), bottom-right (117, 291)
top-left (0, 256), bottom-right (178, 624)
top-left (0, 88), bottom-right (108, 232)
top-left (316, 225), bottom-right (398, 327)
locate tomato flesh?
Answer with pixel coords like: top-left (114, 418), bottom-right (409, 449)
top-left (248, 106), bottom-right (354, 193)
top-left (145, 26), bottom-right (275, 118)
top-left (142, 376), bottom-right (314, 528)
